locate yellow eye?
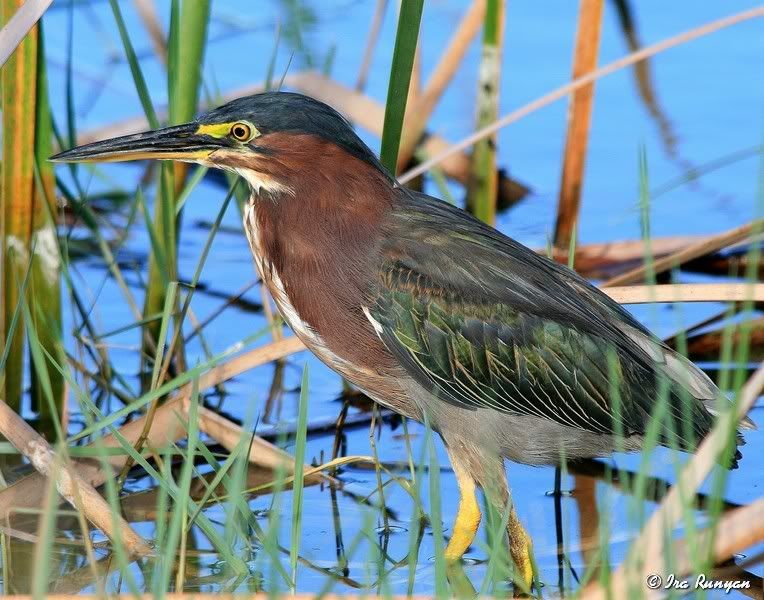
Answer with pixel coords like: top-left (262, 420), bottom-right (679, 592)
top-left (230, 122), bottom-right (254, 142)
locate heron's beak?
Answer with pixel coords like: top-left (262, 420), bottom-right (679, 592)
top-left (50, 123), bottom-right (224, 163)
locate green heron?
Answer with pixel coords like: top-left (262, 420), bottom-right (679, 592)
top-left (53, 91), bottom-right (752, 586)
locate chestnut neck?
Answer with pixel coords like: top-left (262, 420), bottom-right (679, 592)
top-left (250, 133), bottom-right (395, 279)
top-left (246, 133), bottom-right (399, 371)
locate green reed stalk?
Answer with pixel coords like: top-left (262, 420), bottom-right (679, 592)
top-left (29, 23), bottom-right (63, 425)
top-left (379, 0), bottom-right (424, 174)
top-left (142, 0), bottom-right (210, 375)
top-left (467, 0), bottom-right (504, 225)
top-left (0, 3), bottom-right (62, 419)
top-left (1, 0), bottom-right (37, 411)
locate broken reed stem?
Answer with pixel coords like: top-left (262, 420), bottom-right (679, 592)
top-left (401, 5), bottom-right (764, 183)
top-left (583, 360), bottom-right (764, 600)
top-left (0, 398), bottom-right (152, 556)
top-left (553, 0), bottom-right (604, 251)
top-left (396, 0), bottom-right (486, 170)
top-left (550, 234), bottom-right (702, 277)
top-left (698, 496), bottom-right (764, 572)
top-left (665, 496), bottom-right (764, 589)
top-left (602, 220), bottom-right (761, 287)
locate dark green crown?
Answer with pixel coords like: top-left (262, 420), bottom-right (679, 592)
top-left (200, 91), bottom-right (388, 176)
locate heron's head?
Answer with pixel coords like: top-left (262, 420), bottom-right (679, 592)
top-left (52, 91), bottom-right (389, 197)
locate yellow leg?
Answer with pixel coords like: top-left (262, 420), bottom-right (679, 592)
top-left (440, 436), bottom-right (534, 589)
top-left (508, 507), bottom-right (533, 590)
top-left (444, 458), bottom-right (482, 561)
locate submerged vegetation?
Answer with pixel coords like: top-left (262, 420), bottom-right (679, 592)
top-left (0, 0), bottom-right (762, 597)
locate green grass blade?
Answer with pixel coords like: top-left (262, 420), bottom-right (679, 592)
top-left (289, 364), bottom-right (310, 591)
top-left (30, 463), bottom-right (59, 599)
top-left (23, 299), bottom-right (64, 441)
top-left (379, 0), bottom-right (424, 174)
top-left (424, 418), bottom-right (448, 598)
top-left (175, 165), bottom-right (208, 215)
top-left (108, 0), bottom-right (159, 128)
top-left (264, 22), bottom-right (282, 91)
top-left (150, 282), bottom-right (178, 390)
top-left (156, 379), bottom-right (199, 595)
top-left (69, 326), bottom-right (270, 442)
top-left (77, 391), bottom-right (248, 574)
top-left (0, 248), bottom-right (34, 377)
top-left (136, 188), bottom-right (169, 283)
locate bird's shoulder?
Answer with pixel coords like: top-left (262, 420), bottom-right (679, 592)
top-left (379, 190), bottom-right (650, 350)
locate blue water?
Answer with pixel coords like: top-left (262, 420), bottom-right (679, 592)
top-left (27, 0), bottom-right (764, 595)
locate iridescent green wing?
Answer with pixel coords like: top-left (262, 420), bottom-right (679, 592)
top-left (368, 191), bottom-right (717, 443)
top-left (370, 262), bottom-right (651, 435)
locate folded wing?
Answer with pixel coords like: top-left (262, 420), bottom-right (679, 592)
top-left (367, 191), bottom-right (738, 452)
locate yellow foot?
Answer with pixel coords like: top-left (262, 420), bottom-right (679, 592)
top-left (509, 516), bottom-right (534, 591)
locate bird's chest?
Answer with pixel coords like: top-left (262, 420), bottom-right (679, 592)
top-left (243, 201), bottom-right (366, 377)
top-left (244, 202), bottom-right (318, 342)
top-left (241, 199), bottom-right (422, 421)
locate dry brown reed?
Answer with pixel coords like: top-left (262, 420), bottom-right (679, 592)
top-left (0, 399), bottom-right (152, 556)
top-left (606, 283), bottom-right (764, 304)
top-left (603, 220), bottom-right (762, 287)
top-left (355, 0), bottom-right (388, 92)
top-left (0, 336), bottom-right (304, 521)
top-left (551, 235), bottom-right (702, 277)
top-left (553, 0), bottom-right (604, 251)
top-left (131, 0), bottom-right (166, 64)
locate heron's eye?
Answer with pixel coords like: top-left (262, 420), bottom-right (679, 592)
top-left (230, 122), bottom-right (253, 142)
